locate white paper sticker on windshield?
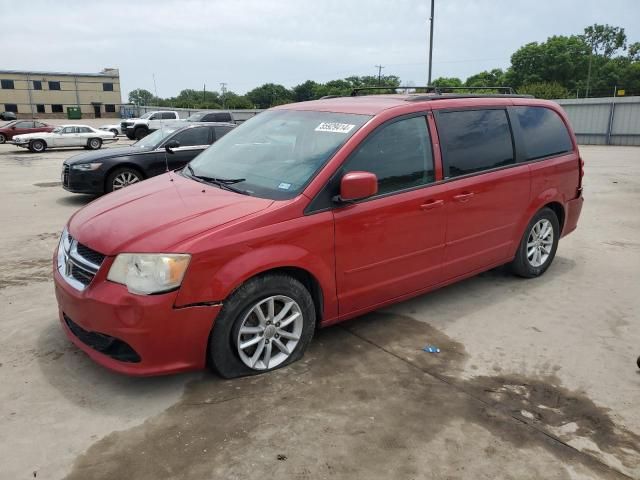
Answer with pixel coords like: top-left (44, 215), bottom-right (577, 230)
top-left (278, 182), bottom-right (292, 190)
top-left (315, 122), bottom-right (356, 134)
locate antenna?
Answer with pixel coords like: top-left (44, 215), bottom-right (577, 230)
top-left (152, 73), bottom-right (170, 173)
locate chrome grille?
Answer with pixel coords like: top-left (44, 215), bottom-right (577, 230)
top-left (57, 230), bottom-right (106, 291)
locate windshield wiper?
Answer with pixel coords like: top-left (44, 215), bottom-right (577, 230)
top-left (185, 165), bottom-right (250, 195)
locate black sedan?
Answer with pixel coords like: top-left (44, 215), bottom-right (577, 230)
top-left (62, 122), bottom-right (235, 194)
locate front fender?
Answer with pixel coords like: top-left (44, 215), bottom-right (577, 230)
top-left (175, 241), bottom-right (337, 319)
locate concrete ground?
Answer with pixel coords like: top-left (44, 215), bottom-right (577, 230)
top-left (0, 142), bottom-right (638, 480)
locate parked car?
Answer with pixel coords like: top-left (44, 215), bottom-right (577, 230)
top-left (62, 122), bottom-right (235, 194)
top-left (12, 125), bottom-right (117, 153)
top-left (121, 111), bottom-right (180, 140)
top-left (0, 120), bottom-right (55, 144)
top-left (0, 111), bottom-right (17, 121)
top-left (54, 93), bottom-right (584, 378)
top-left (184, 111), bottom-right (234, 123)
top-left (98, 124), bottom-right (122, 137)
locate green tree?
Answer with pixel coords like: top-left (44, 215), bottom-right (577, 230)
top-left (292, 80), bottom-right (321, 102)
top-left (582, 24), bottom-right (627, 58)
top-left (128, 88), bottom-right (154, 105)
top-left (507, 36), bottom-right (590, 90)
top-left (518, 82), bottom-right (569, 99)
top-left (223, 92), bottom-right (253, 109)
top-left (465, 69), bottom-right (506, 87)
top-left (246, 83), bottom-right (292, 108)
top-left (627, 42), bottom-right (640, 61)
top-left (431, 77), bottom-right (463, 87)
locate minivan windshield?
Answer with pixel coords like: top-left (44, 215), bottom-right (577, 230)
top-left (134, 127), bottom-right (178, 149)
top-left (187, 110), bottom-right (371, 199)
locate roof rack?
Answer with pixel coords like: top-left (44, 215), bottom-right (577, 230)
top-left (351, 85), bottom-right (522, 97)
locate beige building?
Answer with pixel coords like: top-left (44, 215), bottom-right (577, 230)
top-left (0, 68), bottom-right (122, 119)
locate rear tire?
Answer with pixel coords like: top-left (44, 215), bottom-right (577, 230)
top-left (88, 138), bottom-right (102, 150)
top-left (105, 167), bottom-right (143, 192)
top-left (110, 129), bottom-right (119, 137)
top-left (29, 140), bottom-right (46, 153)
top-left (0, 133), bottom-right (6, 144)
top-left (510, 208), bottom-right (560, 278)
top-left (209, 274), bottom-right (316, 379)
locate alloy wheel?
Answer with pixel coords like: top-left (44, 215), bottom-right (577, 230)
top-left (527, 219), bottom-right (554, 267)
top-left (236, 295), bottom-right (304, 370)
top-left (112, 171), bottom-right (140, 190)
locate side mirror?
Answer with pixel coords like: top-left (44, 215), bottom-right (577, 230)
top-left (338, 171), bottom-right (378, 202)
top-left (164, 140), bottom-right (180, 154)
top-left (10, 126), bottom-right (16, 129)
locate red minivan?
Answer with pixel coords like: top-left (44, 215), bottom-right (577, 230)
top-left (54, 93), bottom-right (584, 377)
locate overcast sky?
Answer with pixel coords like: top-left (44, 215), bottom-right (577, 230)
top-left (3, 0), bottom-right (639, 99)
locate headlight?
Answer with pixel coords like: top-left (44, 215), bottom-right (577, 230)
top-left (71, 163), bottom-right (102, 171)
top-left (107, 253), bottom-right (191, 295)
top-left (57, 226), bottom-right (70, 269)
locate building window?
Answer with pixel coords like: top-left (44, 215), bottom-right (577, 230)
top-left (36, 104), bottom-right (46, 113)
top-left (103, 82), bottom-right (114, 91)
top-left (33, 80), bottom-right (42, 90)
top-left (1, 80), bottom-right (15, 89)
top-left (4, 104), bottom-right (18, 113)
top-left (105, 104), bottom-right (116, 113)
top-left (48, 81), bottom-right (61, 90)
top-left (51, 104), bottom-right (63, 113)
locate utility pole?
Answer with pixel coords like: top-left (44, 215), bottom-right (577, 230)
top-left (220, 82), bottom-right (227, 109)
top-left (375, 65), bottom-right (384, 85)
top-left (203, 83), bottom-right (206, 104)
top-left (427, 0), bottom-right (435, 85)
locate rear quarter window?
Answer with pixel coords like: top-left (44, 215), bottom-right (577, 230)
top-left (436, 109), bottom-right (514, 178)
top-left (514, 106), bottom-right (573, 161)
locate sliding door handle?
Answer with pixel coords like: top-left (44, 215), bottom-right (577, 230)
top-left (453, 192), bottom-right (475, 203)
top-left (420, 199), bottom-right (444, 210)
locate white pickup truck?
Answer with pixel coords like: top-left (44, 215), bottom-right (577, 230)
top-left (120, 111), bottom-right (180, 140)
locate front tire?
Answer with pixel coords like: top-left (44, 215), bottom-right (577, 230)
top-left (110, 129), bottom-right (119, 137)
top-left (88, 138), bottom-right (102, 150)
top-left (134, 127), bottom-right (148, 140)
top-left (510, 208), bottom-right (560, 278)
top-left (29, 140), bottom-right (46, 153)
top-left (106, 167), bottom-right (143, 192)
top-left (209, 274), bottom-right (316, 379)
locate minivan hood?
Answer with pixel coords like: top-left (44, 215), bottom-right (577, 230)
top-left (64, 146), bottom-right (150, 165)
top-left (68, 172), bottom-right (274, 255)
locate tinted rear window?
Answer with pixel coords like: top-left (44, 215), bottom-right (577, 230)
top-left (514, 106), bottom-right (573, 160)
top-left (437, 109), bottom-right (514, 178)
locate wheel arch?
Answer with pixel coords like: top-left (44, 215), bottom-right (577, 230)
top-left (30, 138), bottom-right (47, 146)
top-left (544, 201), bottom-right (565, 234)
top-left (104, 162), bottom-right (146, 190)
top-left (512, 189), bottom-right (567, 258)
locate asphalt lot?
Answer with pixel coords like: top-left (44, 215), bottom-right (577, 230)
top-left (0, 137), bottom-right (638, 479)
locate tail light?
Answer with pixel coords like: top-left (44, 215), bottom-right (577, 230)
top-left (577, 155), bottom-right (584, 196)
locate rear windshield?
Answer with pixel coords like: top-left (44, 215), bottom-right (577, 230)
top-left (187, 110), bottom-right (371, 199)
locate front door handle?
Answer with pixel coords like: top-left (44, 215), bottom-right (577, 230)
top-left (420, 199), bottom-right (444, 210)
top-left (453, 192), bottom-right (475, 203)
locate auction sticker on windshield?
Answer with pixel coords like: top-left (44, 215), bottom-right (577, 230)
top-left (315, 122), bottom-right (355, 133)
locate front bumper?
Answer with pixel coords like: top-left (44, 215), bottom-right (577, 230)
top-left (62, 166), bottom-right (105, 194)
top-left (54, 261), bottom-right (221, 376)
